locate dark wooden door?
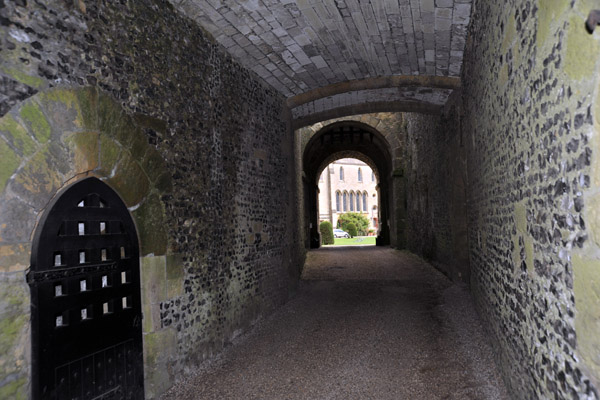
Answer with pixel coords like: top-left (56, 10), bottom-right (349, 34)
top-left (28, 177), bottom-right (144, 400)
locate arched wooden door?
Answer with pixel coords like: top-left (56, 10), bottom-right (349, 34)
top-left (28, 177), bottom-right (144, 400)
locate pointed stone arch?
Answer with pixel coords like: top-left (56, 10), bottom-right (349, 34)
top-left (0, 87), bottom-right (177, 398)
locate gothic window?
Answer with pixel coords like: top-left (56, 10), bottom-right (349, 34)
top-left (336, 191), bottom-right (340, 212)
top-left (350, 192), bottom-right (354, 211)
top-left (358, 168), bottom-right (362, 182)
top-left (363, 192), bottom-right (368, 211)
top-left (356, 192), bottom-right (360, 211)
top-left (340, 167), bottom-right (344, 181)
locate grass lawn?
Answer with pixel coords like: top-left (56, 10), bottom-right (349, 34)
top-left (327, 236), bottom-right (376, 246)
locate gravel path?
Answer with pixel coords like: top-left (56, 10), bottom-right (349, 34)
top-left (160, 247), bottom-right (509, 400)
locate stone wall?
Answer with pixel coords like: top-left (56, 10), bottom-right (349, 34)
top-left (0, 1), bottom-right (302, 398)
top-left (403, 98), bottom-right (469, 283)
top-left (453, 0), bottom-right (598, 397)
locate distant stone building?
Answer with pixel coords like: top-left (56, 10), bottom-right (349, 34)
top-left (318, 158), bottom-right (379, 231)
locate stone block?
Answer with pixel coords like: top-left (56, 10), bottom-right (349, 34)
top-left (435, 0), bottom-right (453, 7)
top-left (141, 148), bottom-right (168, 184)
top-left (166, 254), bottom-right (184, 298)
top-left (0, 196), bottom-right (36, 243)
top-left (154, 171), bottom-right (173, 194)
top-left (143, 328), bottom-right (177, 399)
top-left (132, 193), bottom-right (167, 256)
top-left (0, 243), bottom-right (31, 272)
top-left (71, 87), bottom-right (99, 130)
top-left (19, 101), bottom-right (51, 145)
top-left (39, 89), bottom-right (87, 133)
top-left (0, 66), bottom-right (45, 90)
top-left (141, 255), bottom-right (167, 305)
top-left (0, 115), bottom-right (36, 158)
top-left (97, 93), bottom-right (126, 137)
top-left (0, 377), bottom-right (27, 400)
top-left (11, 144), bottom-right (64, 211)
top-left (0, 139), bottom-right (21, 193)
top-left (106, 155), bottom-right (150, 207)
top-left (0, 281), bottom-right (30, 400)
top-left (65, 131), bottom-right (99, 173)
top-left (98, 135), bottom-right (122, 177)
top-left (126, 127), bottom-right (150, 161)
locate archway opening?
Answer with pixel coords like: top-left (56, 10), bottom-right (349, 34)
top-left (302, 121), bottom-right (395, 249)
top-left (317, 158), bottom-right (379, 246)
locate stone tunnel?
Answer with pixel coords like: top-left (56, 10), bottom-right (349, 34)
top-left (1, 0), bottom-right (600, 398)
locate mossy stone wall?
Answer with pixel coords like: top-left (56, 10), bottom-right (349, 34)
top-left (461, 0), bottom-right (600, 397)
top-left (0, 1), bottom-right (302, 398)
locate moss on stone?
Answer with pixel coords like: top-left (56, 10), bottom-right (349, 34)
top-left (0, 313), bottom-right (27, 358)
top-left (166, 254), bottom-right (184, 298)
top-left (537, 0), bottom-right (570, 50)
top-left (65, 131), bottom-right (99, 173)
top-left (43, 89), bottom-right (86, 128)
top-left (75, 87), bottom-right (99, 130)
top-left (0, 376), bottom-right (27, 400)
top-left (98, 135), bottom-right (122, 177)
top-left (515, 201), bottom-right (527, 233)
top-left (134, 113), bottom-right (168, 134)
top-left (0, 66), bottom-right (45, 89)
top-left (572, 254), bottom-right (600, 377)
top-left (20, 103), bottom-right (51, 145)
top-left (498, 64), bottom-right (509, 87)
top-left (97, 93), bottom-right (125, 136)
top-left (501, 13), bottom-right (516, 54)
top-left (0, 244), bottom-right (30, 273)
top-left (154, 171), bottom-right (173, 193)
top-left (106, 155), bottom-right (150, 207)
top-left (0, 115), bottom-right (36, 157)
top-left (142, 148), bottom-right (168, 183)
top-left (12, 144), bottom-right (63, 208)
top-left (565, 15), bottom-right (600, 80)
top-left (141, 256), bottom-right (167, 304)
top-left (143, 329), bottom-right (176, 398)
top-left (128, 127), bottom-right (150, 161)
top-left (586, 194), bottom-right (600, 247)
top-left (0, 139), bottom-right (21, 192)
top-left (133, 193), bottom-right (167, 256)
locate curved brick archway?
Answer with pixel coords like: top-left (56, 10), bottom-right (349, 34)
top-left (0, 87), bottom-right (177, 398)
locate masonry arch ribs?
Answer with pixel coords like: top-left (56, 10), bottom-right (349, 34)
top-left (302, 121), bottom-right (398, 248)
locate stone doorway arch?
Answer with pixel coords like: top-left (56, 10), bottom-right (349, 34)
top-left (0, 87), bottom-right (176, 398)
top-left (302, 121), bottom-right (397, 248)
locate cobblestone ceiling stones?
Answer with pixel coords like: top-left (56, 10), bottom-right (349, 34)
top-left (170, 0), bottom-right (472, 121)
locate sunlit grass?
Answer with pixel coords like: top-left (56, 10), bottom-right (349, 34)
top-left (326, 236), bottom-right (376, 246)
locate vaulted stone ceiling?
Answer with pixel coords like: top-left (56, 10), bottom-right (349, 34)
top-left (170, 0), bottom-right (472, 126)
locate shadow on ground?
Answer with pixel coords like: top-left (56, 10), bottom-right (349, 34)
top-left (161, 247), bottom-right (509, 400)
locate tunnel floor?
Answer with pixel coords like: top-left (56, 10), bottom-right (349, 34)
top-left (161, 247), bottom-right (509, 400)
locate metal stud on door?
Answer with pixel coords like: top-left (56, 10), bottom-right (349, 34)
top-left (28, 177), bottom-right (144, 400)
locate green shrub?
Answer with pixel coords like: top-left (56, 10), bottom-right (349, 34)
top-left (338, 212), bottom-right (369, 236)
top-left (346, 222), bottom-right (357, 237)
top-left (319, 221), bottom-right (334, 245)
